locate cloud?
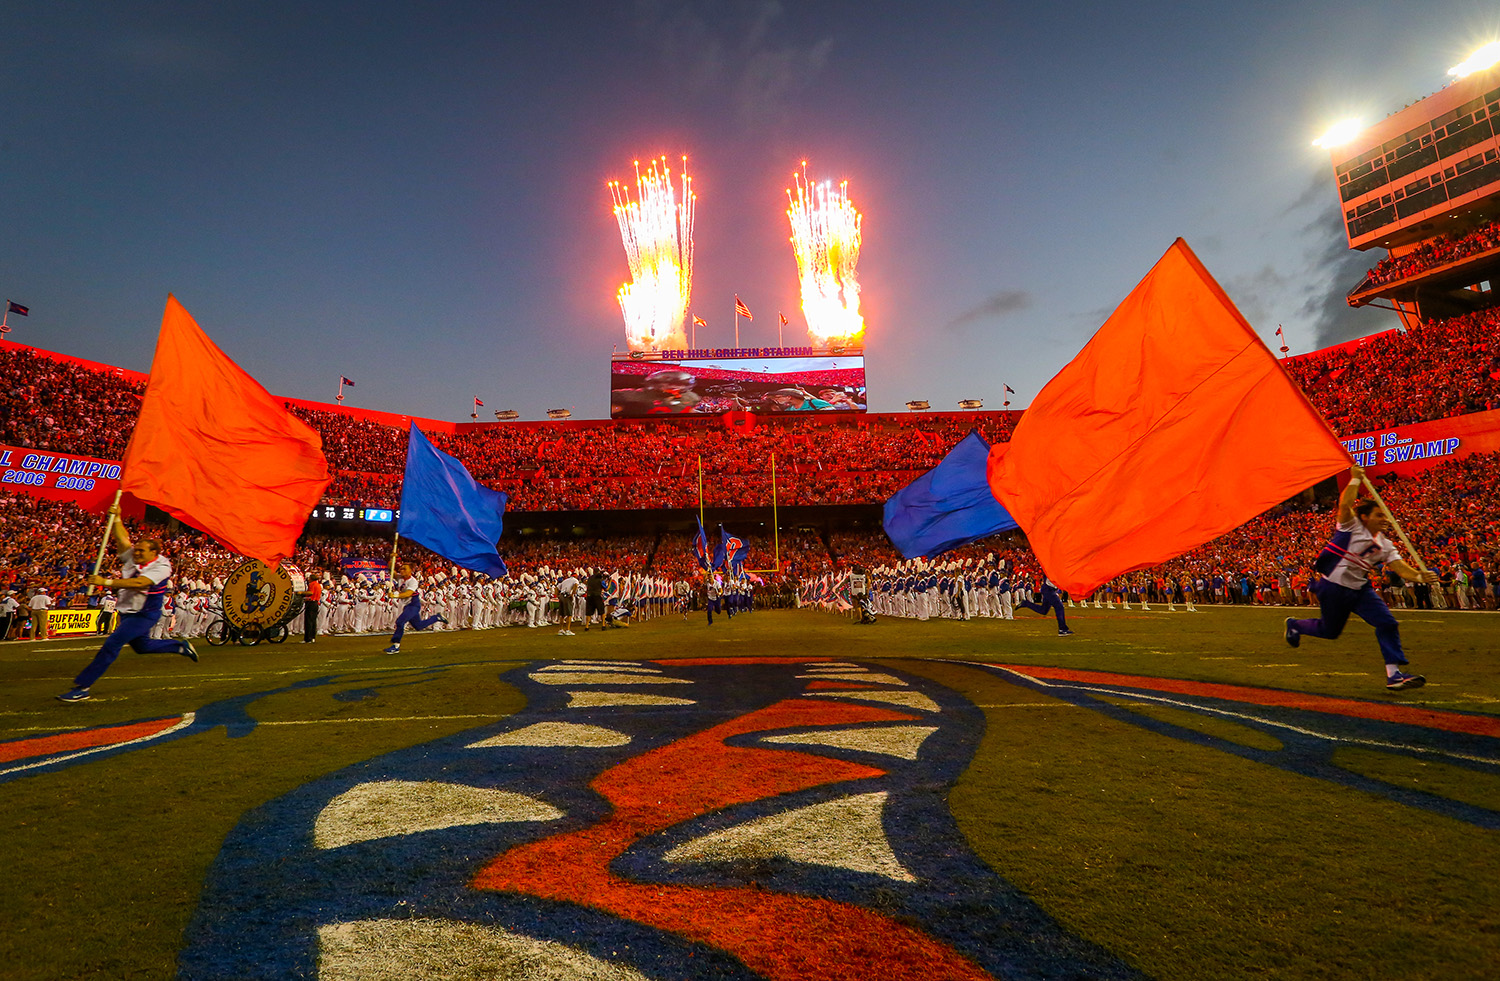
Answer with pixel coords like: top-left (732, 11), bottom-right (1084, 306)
top-left (1282, 171), bottom-right (1335, 217)
top-left (1293, 186), bottom-right (1386, 348)
top-left (944, 290), bottom-right (1032, 330)
top-left (1223, 264), bottom-right (1291, 327)
top-left (634, 0), bottom-right (834, 129)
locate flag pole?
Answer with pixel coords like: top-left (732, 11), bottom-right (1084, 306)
top-left (1359, 475), bottom-right (1431, 576)
top-left (391, 426), bottom-right (410, 579)
top-left (734, 305), bottom-right (739, 347)
top-left (87, 490), bottom-right (124, 597)
top-left (771, 452), bottom-right (780, 572)
top-left (698, 454), bottom-right (705, 530)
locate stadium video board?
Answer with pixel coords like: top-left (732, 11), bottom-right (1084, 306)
top-left (610, 351), bottom-right (867, 417)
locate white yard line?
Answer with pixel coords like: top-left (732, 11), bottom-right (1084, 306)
top-left (0, 713), bottom-right (197, 777)
top-left (259, 715), bottom-right (498, 725)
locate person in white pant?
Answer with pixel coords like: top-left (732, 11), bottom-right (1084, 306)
top-left (556, 574), bottom-right (580, 635)
top-left (524, 578), bottom-right (543, 628)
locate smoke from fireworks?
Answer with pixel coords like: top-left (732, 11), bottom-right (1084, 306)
top-left (786, 162), bottom-right (864, 345)
top-left (609, 156), bottom-right (695, 351)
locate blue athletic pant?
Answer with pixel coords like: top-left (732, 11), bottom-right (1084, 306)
top-left (390, 598), bottom-right (443, 643)
top-left (1292, 580), bottom-right (1406, 665)
top-left (1017, 589), bottom-right (1068, 630)
top-left (74, 609), bottom-right (184, 689)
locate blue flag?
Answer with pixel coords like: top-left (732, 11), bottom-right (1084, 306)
top-left (693, 518), bottom-right (711, 570)
top-left (882, 430), bottom-right (1018, 559)
top-left (720, 525), bottom-right (746, 572)
top-left (711, 525), bottom-right (728, 571)
top-left (397, 426), bottom-right (509, 578)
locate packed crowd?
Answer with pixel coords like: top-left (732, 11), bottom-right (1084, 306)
top-left (7, 443), bottom-right (1500, 643)
top-left (6, 302), bottom-right (1500, 522)
top-left (314, 411), bottom-right (1012, 510)
top-left (1283, 306), bottom-right (1500, 433)
top-left (813, 451), bottom-right (1500, 614)
top-left (1361, 215), bottom-right (1500, 289)
top-left (0, 494), bottom-right (799, 639)
top-left (0, 347), bottom-right (143, 459)
top-left (0, 343), bottom-right (1020, 510)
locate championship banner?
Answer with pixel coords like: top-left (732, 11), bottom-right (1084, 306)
top-left (1339, 407), bottom-right (1500, 476)
top-left (46, 609), bottom-right (101, 637)
top-left (0, 444), bottom-right (144, 516)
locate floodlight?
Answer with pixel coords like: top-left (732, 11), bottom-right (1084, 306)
top-left (1312, 119), bottom-right (1363, 148)
top-left (1448, 42), bottom-right (1500, 78)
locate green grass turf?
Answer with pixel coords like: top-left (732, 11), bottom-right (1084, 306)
top-left (1, 604), bottom-right (1497, 980)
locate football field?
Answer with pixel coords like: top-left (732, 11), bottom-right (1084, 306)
top-left (2, 606), bottom-right (1498, 980)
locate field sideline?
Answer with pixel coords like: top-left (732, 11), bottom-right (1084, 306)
top-left (2, 606), bottom-right (1497, 980)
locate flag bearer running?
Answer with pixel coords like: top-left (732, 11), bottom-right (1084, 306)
top-left (58, 503), bottom-right (198, 702)
top-left (384, 563), bottom-right (447, 654)
top-left (1285, 464), bottom-right (1439, 691)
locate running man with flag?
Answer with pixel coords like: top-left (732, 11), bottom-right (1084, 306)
top-left (384, 562), bottom-right (447, 654)
top-left (386, 424), bottom-right (506, 651)
top-left (1285, 463), bottom-right (1439, 691)
top-left (59, 504), bottom-right (198, 702)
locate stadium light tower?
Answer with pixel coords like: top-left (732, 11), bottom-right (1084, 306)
top-left (1448, 41), bottom-right (1500, 78)
top-left (1312, 119), bottom-right (1363, 148)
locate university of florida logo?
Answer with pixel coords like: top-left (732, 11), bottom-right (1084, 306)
top-left (221, 560), bottom-right (304, 631)
top-left (724, 535), bottom-right (744, 570)
top-left (178, 659), bottom-right (1140, 980)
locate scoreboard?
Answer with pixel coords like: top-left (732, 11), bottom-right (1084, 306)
top-left (310, 505), bottom-right (396, 523)
top-left (610, 347), bottom-right (867, 418)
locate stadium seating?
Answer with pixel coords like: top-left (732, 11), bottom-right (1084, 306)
top-left (4, 318), bottom-right (1499, 614)
top-left (1282, 306), bottom-right (1500, 434)
top-left (292, 406), bottom-right (1011, 510)
top-left (1359, 215), bottom-right (1500, 289)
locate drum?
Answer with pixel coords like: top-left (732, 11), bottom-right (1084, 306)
top-left (222, 560), bottom-right (308, 632)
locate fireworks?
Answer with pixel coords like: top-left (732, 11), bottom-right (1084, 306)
top-left (609, 156), bottom-right (695, 351)
top-left (786, 162), bottom-right (864, 345)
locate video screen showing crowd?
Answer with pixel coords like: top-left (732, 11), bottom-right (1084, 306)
top-left (610, 355), bottom-right (867, 417)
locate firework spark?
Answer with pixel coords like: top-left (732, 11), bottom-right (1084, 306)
top-left (786, 162), bottom-right (864, 345)
top-left (610, 156), bottom-right (695, 351)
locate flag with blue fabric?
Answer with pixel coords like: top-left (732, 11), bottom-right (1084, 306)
top-left (711, 525), bottom-right (729, 571)
top-left (882, 430), bottom-right (1019, 559)
top-left (721, 526), bottom-right (746, 572)
top-left (693, 519), bottom-right (711, 570)
top-left (397, 425), bottom-right (509, 578)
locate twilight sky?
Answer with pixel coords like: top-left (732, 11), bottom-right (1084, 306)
top-left (4, 1), bottom-right (1498, 421)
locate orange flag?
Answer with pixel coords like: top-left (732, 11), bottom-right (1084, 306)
top-left (988, 239), bottom-right (1349, 595)
top-left (121, 296), bottom-right (331, 563)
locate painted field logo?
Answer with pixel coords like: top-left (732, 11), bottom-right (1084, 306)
top-left (180, 659), bottom-right (1140, 980)
top-left (221, 560), bottom-right (306, 632)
